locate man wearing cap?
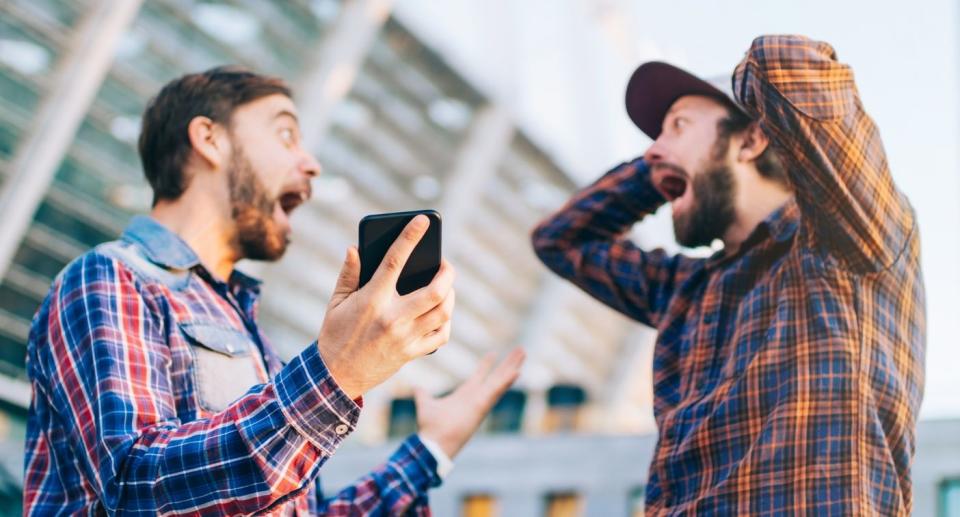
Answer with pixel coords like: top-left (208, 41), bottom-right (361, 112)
top-left (532, 35), bottom-right (924, 515)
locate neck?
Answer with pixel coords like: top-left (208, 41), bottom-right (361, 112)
top-left (722, 177), bottom-right (792, 255)
top-left (151, 189), bottom-right (238, 281)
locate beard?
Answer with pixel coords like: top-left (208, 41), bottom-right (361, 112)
top-left (227, 146), bottom-right (289, 261)
top-left (671, 159), bottom-right (737, 249)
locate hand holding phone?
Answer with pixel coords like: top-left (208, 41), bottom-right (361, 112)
top-left (315, 213), bottom-right (454, 398)
top-left (359, 210), bottom-right (442, 294)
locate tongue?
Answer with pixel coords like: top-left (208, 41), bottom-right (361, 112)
top-left (661, 176), bottom-right (686, 200)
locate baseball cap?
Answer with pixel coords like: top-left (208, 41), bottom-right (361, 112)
top-left (624, 61), bottom-right (746, 140)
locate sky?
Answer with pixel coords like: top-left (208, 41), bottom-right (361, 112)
top-left (395, 0), bottom-right (960, 419)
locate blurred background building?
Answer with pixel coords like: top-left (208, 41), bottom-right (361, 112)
top-left (0, 0), bottom-right (957, 516)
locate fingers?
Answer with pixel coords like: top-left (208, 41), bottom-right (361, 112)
top-left (329, 247), bottom-right (361, 307)
top-left (461, 352), bottom-right (496, 390)
top-left (482, 348), bottom-right (526, 400)
top-left (413, 289), bottom-right (455, 336)
top-left (370, 215), bottom-right (431, 290)
top-left (451, 348), bottom-right (526, 404)
top-left (404, 259), bottom-right (456, 317)
top-left (411, 321), bottom-right (452, 356)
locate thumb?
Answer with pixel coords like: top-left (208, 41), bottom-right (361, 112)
top-left (330, 247), bottom-right (360, 307)
top-left (413, 387), bottom-right (433, 407)
top-left (413, 387), bottom-right (435, 420)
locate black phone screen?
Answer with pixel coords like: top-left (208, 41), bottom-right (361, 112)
top-left (359, 210), bottom-right (441, 295)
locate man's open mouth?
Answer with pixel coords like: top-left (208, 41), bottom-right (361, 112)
top-left (656, 168), bottom-right (688, 202)
top-left (278, 185), bottom-right (311, 215)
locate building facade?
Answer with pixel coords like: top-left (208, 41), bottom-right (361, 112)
top-left (0, 1), bottom-right (957, 516)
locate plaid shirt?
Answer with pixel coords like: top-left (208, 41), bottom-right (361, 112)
top-left (533, 35), bottom-right (924, 515)
top-left (24, 215), bottom-right (440, 515)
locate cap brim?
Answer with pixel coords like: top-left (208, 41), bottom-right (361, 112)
top-left (625, 61), bottom-right (740, 140)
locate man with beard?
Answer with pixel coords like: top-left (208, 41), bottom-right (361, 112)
top-left (23, 67), bottom-right (525, 515)
top-left (532, 35), bottom-right (924, 515)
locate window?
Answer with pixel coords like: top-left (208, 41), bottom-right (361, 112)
top-left (628, 486), bottom-right (645, 516)
top-left (543, 384), bottom-right (586, 433)
top-left (545, 492), bottom-right (582, 517)
top-left (462, 494), bottom-right (497, 517)
top-left (487, 389), bottom-right (526, 433)
top-left (941, 478), bottom-right (960, 517)
top-left (387, 397), bottom-right (417, 439)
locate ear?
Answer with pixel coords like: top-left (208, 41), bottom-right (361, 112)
top-left (186, 116), bottom-right (230, 171)
top-left (737, 122), bottom-right (770, 163)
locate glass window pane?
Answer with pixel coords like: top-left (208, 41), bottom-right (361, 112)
top-left (942, 478), bottom-right (960, 517)
top-left (463, 494), bottom-right (498, 517)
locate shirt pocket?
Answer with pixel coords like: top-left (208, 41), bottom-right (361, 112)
top-left (178, 322), bottom-right (265, 413)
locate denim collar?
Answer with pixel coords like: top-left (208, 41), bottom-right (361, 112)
top-left (120, 216), bottom-right (200, 270)
top-left (120, 216), bottom-right (263, 291)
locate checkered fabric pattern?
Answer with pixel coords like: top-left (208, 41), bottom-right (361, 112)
top-left (533, 35), bottom-right (925, 515)
top-left (24, 216), bottom-right (440, 515)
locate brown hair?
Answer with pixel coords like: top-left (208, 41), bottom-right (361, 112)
top-left (714, 103), bottom-right (790, 188)
top-left (138, 66), bottom-right (291, 205)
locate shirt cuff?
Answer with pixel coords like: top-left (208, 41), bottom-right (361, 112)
top-left (274, 342), bottom-right (361, 455)
top-left (388, 435), bottom-right (443, 495)
top-left (417, 435), bottom-right (455, 479)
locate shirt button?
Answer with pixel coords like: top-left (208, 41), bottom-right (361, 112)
top-left (335, 424), bottom-right (349, 436)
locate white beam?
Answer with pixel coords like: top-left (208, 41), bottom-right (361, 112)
top-left (602, 326), bottom-right (658, 433)
top-left (0, 0), bottom-right (143, 278)
top-left (295, 0), bottom-right (394, 147)
top-left (0, 373), bottom-right (31, 409)
top-left (440, 105), bottom-right (514, 251)
top-left (517, 275), bottom-right (568, 434)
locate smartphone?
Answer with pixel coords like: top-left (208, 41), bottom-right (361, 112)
top-left (359, 210), bottom-right (442, 295)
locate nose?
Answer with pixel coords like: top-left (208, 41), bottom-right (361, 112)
top-left (299, 149), bottom-right (321, 179)
top-left (643, 137), bottom-right (667, 166)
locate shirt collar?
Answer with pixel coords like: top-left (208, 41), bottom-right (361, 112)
top-left (229, 267), bottom-right (263, 293)
top-left (706, 199), bottom-right (800, 268)
top-left (759, 198), bottom-right (800, 244)
top-left (121, 216), bottom-right (200, 270)
top-left (121, 216), bottom-right (264, 291)
top-left (736, 198), bottom-right (800, 250)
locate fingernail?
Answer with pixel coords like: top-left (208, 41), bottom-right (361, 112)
top-left (412, 215), bottom-right (428, 230)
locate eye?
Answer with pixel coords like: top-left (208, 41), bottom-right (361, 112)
top-left (674, 117), bottom-right (689, 131)
top-left (279, 127), bottom-right (296, 146)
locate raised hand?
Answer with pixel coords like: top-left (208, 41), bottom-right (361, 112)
top-left (416, 348), bottom-right (526, 458)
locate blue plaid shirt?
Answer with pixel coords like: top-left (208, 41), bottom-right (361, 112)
top-left (24, 215), bottom-right (441, 515)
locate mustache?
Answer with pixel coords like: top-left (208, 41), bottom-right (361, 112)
top-left (651, 162), bottom-right (689, 178)
top-left (278, 180), bottom-right (312, 202)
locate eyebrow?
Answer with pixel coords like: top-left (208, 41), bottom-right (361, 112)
top-left (273, 110), bottom-right (300, 124)
top-left (664, 105), bottom-right (688, 119)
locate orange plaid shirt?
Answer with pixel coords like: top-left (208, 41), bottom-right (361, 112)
top-left (533, 35), bottom-right (924, 515)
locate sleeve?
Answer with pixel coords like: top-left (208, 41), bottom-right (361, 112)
top-left (315, 435), bottom-right (441, 516)
top-left (29, 252), bottom-right (361, 515)
top-left (531, 157), bottom-right (704, 328)
top-left (732, 34), bottom-right (916, 273)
